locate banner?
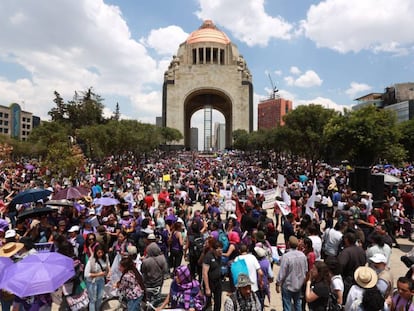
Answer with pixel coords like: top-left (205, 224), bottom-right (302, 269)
top-left (262, 188), bottom-right (277, 209)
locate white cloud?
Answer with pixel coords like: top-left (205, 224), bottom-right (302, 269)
top-left (290, 66), bottom-right (301, 75)
top-left (196, 0), bottom-right (293, 46)
top-left (140, 25), bottom-right (189, 56)
top-left (0, 0), bottom-right (169, 121)
top-left (345, 82), bottom-right (372, 99)
top-left (274, 70), bottom-right (283, 76)
top-left (300, 0), bottom-right (414, 54)
top-left (284, 70), bottom-right (323, 88)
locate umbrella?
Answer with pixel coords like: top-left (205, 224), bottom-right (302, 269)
top-left (0, 257), bottom-right (12, 280)
top-left (52, 186), bottom-right (89, 200)
top-left (24, 164), bottom-right (35, 171)
top-left (374, 173), bottom-right (403, 185)
top-left (0, 252), bottom-right (74, 297)
top-left (93, 197), bottom-right (120, 206)
top-left (10, 189), bottom-right (52, 206)
top-left (0, 219), bottom-right (9, 230)
top-left (44, 199), bottom-right (74, 207)
top-left (17, 206), bottom-right (54, 220)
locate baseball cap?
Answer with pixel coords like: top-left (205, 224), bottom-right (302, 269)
top-left (369, 253), bottom-right (387, 264)
top-left (68, 225), bottom-right (80, 233)
top-left (5, 229), bottom-right (16, 239)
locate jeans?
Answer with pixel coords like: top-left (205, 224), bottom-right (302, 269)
top-left (282, 286), bottom-right (302, 311)
top-left (86, 278), bottom-right (105, 311)
top-left (127, 294), bottom-right (143, 311)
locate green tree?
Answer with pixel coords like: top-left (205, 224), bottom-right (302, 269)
top-left (66, 88), bottom-right (105, 130)
top-left (399, 119), bottom-right (414, 162)
top-left (283, 104), bottom-right (338, 173)
top-left (113, 102), bottom-right (120, 121)
top-left (158, 127), bottom-right (183, 144)
top-left (48, 91), bottom-right (67, 122)
top-left (324, 105), bottom-right (405, 166)
top-left (232, 129), bottom-right (249, 150)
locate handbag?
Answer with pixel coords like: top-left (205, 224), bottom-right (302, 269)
top-left (230, 258), bottom-right (249, 285)
top-left (65, 281), bottom-right (89, 311)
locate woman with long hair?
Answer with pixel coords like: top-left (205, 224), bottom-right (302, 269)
top-left (83, 232), bottom-right (99, 263)
top-left (305, 261), bottom-right (330, 311)
top-left (168, 220), bottom-right (184, 273)
top-left (84, 244), bottom-right (111, 311)
top-left (117, 257), bottom-right (145, 311)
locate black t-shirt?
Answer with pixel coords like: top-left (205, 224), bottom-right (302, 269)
top-left (308, 280), bottom-right (329, 311)
top-left (203, 250), bottom-right (221, 281)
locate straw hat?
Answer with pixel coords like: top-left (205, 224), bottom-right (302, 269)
top-left (254, 246), bottom-right (267, 259)
top-left (354, 266), bottom-right (378, 289)
top-left (0, 242), bottom-right (24, 257)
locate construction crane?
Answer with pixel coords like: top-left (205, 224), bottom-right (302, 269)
top-left (267, 73), bottom-right (279, 99)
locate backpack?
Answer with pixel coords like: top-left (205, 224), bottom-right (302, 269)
top-left (218, 229), bottom-right (229, 252)
top-left (189, 234), bottom-right (204, 259)
top-left (326, 291), bottom-right (342, 311)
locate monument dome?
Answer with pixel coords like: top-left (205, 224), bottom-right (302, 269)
top-left (186, 20), bottom-right (230, 45)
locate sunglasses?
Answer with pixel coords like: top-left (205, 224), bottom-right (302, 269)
top-left (88, 238), bottom-right (96, 241)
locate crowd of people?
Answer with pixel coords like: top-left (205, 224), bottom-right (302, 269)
top-left (0, 151), bottom-right (413, 311)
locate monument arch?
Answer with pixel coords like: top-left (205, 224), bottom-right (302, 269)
top-left (162, 20), bottom-right (253, 150)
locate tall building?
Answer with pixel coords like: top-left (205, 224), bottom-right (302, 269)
top-left (190, 127), bottom-right (198, 151)
top-left (213, 122), bottom-right (226, 150)
top-left (353, 82), bottom-right (414, 122)
top-left (0, 103), bottom-right (39, 141)
top-left (257, 97), bottom-right (292, 129)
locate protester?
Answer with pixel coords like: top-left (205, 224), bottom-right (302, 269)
top-left (116, 256), bottom-right (145, 311)
top-left (84, 244), bottom-right (111, 311)
top-left (305, 261), bottom-right (330, 311)
top-left (224, 273), bottom-right (261, 311)
top-left (276, 236), bottom-right (308, 311)
top-left (202, 238), bottom-right (223, 311)
top-left (156, 265), bottom-right (205, 311)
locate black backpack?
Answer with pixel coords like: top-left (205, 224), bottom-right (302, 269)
top-left (189, 234), bottom-right (204, 259)
top-left (326, 290), bottom-right (342, 311)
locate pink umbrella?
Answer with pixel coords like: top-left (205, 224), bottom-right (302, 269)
top-left (52, 186), bottom-right (90, 200)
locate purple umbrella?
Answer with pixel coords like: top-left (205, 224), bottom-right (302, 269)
top-left (0, 257), bottom-right (12, 280)
top-left (24, 164), bottom-right (35, 171)
top-left (93, 197), bottom-right (120, 206)
top-left (0, 219), bottom-right (9, 231)
top-left (0, 252), bottom-right (74, 297)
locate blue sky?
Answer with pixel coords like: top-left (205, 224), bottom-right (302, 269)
top-left (1, 0), bottom-right (414, 135)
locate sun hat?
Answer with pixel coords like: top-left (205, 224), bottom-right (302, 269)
top-left (127, 245), bottom-right (137, 255)
top-left (369, 253), bottom-right (387, 264)
top-left (5, 229), bottom-right (16, 239)
top-left (254, 246), bottom-right (267, 259)
top-left (147, 233), bottom-right (156, 240)
top-left (354, 266), bottom-right (378, 289)
top-left (122, 211), bottom-right (130, 218)
top-left (235, 273), bottom-right (254, 288)
top-left (0, 242), bottom-right (24, 257)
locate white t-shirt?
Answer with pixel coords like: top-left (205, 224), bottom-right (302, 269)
top-left (309, 235), bottom-right (322, 260)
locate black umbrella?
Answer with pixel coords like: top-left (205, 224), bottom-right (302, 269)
top-left (10, 188), bottom-right (52, 205)
top-left (17, 206), bottom-right (54, 220)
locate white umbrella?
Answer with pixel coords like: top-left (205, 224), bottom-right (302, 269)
top-left (374, 173), bottom-right (402, 185)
